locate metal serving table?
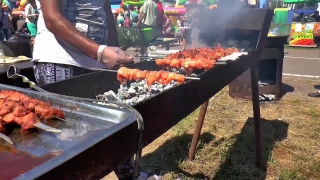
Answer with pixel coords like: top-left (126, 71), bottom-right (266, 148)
top-left (0, 84), bottom-right (142, 180)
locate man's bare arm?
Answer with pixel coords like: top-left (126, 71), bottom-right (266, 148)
top-left (39, 0), bottom-right (99, 59)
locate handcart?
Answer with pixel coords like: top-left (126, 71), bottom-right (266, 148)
top-left (117, 27), bottom-right (178, 57)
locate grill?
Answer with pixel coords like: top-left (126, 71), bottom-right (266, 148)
top-left (2, 8), bottom-right (273, 180)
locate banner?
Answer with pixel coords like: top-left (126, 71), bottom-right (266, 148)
top-left (289, 23), bottom-right (319, 47)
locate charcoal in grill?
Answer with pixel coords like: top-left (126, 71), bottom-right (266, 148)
top-left (96, 79), bottom-right (179, 106)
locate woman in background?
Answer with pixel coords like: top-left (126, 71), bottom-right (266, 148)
top-left (25, 0), bottom-right (39, 44)
top-left (128, 5), bottom-right (138, 27)
top-left (162, 14), bottom-right (172, 36)
top-left (0, 3), bottom-right (13, 41)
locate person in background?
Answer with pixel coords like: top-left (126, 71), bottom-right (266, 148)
top-left (155, 0), bottom-right (164, 30)
top-left (259, 0), bottom-right (267, 8)
top-left (128, 5), bottom-right (138, 27)
top-left (117, 11), bottom-right (125, 27)
top-left (137, 0), bottom-right (159, 56)
top-left (312, 11), bottom-right (320, 22)
top-left (25, 0), bottom-right (39, 45)
top-left (137, 0), bottom-right (158, 28)
top-left (0, 2), bottom-right (13, 41)
top-left (113, 13), bottom-right (118, 26)
top-left (176, 16), bottom-right (183, 44)
top-left (190, 8), bottom-right (200, 48)
top-left (162, 14), bottom-right (172, 36)
top-left (180, 0), bottom-right (198, 51)
top-left (123, 14), bottom-right (132, 27)
top-left (294, 12), bottom-right (304, 23)
top-left (309, 23), bottom-right (320, 98)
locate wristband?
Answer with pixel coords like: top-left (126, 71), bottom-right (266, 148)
top-left (97, 45), bottom-right (107, 62)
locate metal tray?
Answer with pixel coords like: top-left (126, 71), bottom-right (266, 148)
top-left (0, 84), bottom-right (139, 180)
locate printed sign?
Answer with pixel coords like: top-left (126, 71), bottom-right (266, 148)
top-left (164, 10), bottom-right (179, 14)
top-left (289, 23), bottom-right (319, 47)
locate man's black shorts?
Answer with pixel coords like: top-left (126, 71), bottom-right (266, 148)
top-left (183, 29), bottom-right (191, 39)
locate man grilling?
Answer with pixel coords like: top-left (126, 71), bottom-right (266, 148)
top-left (33, 0), bottom-right (160, 179)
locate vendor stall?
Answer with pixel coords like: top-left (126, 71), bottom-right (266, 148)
top-left (282, 0), bottom-right (320, 47)
top-left (0, 8), bottom-right (273, 180)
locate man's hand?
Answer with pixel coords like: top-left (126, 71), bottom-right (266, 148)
top-left (101, 47), bottom-right (134, 69)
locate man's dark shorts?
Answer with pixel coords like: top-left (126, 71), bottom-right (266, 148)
top-left (183, 29), bottom-right (191, 39)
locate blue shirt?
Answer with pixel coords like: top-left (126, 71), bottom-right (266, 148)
top-left (260, 0), bottom-right (267, 8)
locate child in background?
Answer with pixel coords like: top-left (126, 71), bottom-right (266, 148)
top-left (123, 14), bottom-right (132, 27)
top-left (175, 17), bottom-right (183, 44)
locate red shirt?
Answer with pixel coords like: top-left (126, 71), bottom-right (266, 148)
top-left (157, 2), bottom-right (164, 26)
top-left (124, 19), bottom-right (132, 27)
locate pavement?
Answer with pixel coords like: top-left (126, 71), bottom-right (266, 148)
top-left (283, 49), bottom-right (320, 77)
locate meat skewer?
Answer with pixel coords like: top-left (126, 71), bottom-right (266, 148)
top-left (115, 67), bottom-right (200, 89)
top-left (0, 90), bottom-right (65, 120)
top-left (0, 92), bottom-right (63, 133)
top-left (156, 46), bottom-right (239, 74)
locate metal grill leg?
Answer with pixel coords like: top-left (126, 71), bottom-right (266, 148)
top-left (250, 64), bottom-right (265, 170)
top-left (189, 101), bottom-right (209, 160)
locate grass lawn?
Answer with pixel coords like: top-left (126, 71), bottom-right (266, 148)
top-left (105, 76), bottom-right (320, 180)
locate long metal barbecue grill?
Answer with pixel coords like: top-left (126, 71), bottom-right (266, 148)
top-left (18, 8), bottom-right (272, 179)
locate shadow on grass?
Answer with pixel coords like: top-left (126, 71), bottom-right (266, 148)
top-left (281, 83), bottom-right (295, 98)
top-left (213, 118), bottom-right (289, 180)
top-left (141, 118), bottom-right (288, 179)
top-left (141, 132), bottom-right (214, 179)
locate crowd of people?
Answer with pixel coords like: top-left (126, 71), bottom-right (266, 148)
top-left (114, 0), bottom-right (203, 50)
top-left (0, 0), bottom-right (39, 43)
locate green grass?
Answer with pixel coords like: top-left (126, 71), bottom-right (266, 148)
top-left (104, 77), bottom-right (320, 180)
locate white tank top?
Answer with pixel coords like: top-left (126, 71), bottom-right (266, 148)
top-left (33, 0), bottom-right (108, 69)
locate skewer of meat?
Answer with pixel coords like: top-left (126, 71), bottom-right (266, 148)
top-left (166, 46), bottom-right (239, 60)
top-left (0, 90), bottom-right (65, 120)
top-left (156, 46), bottom-right (239, 74)
top-left (117, 67), bottom-right (189, 90)
top-left (0, 98), bottom-right (61, 133)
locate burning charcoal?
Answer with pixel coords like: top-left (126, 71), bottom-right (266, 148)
top-left (120, 83), bottom-right (128, 90)
top-left (130, 97), bottom-right (139, 104)
top-left (118, 90), bottom-right (131, 99)
top-left (128, 88), bottom-right (137, 96)
top-left (130, 82), bottom-right (138, 89)
top-left (179, 67), bottom-right (186, 74)
top-left (102, 91), bottom-right (119, 101)
top-left (164, 85), bottom-right (173, 90)
top-left (138, 94), bottom-right (147, 101)
top-left (125, 99), bottom-right (133, 105)
top-left (96, 94), bottom-right (105, 100)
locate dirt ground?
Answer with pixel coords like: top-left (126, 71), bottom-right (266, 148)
top-left (104, 76), bottom-right (320, 180)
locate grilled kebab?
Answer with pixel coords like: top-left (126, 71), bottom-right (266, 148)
top-left (0, 90), bottom-right (65, 132)
top-left (117, 67), bottom-right (185, 89)
top-left (0, 90), bottom-right (65, 120)
top-left (156, 46), bottom-right (239, 73)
